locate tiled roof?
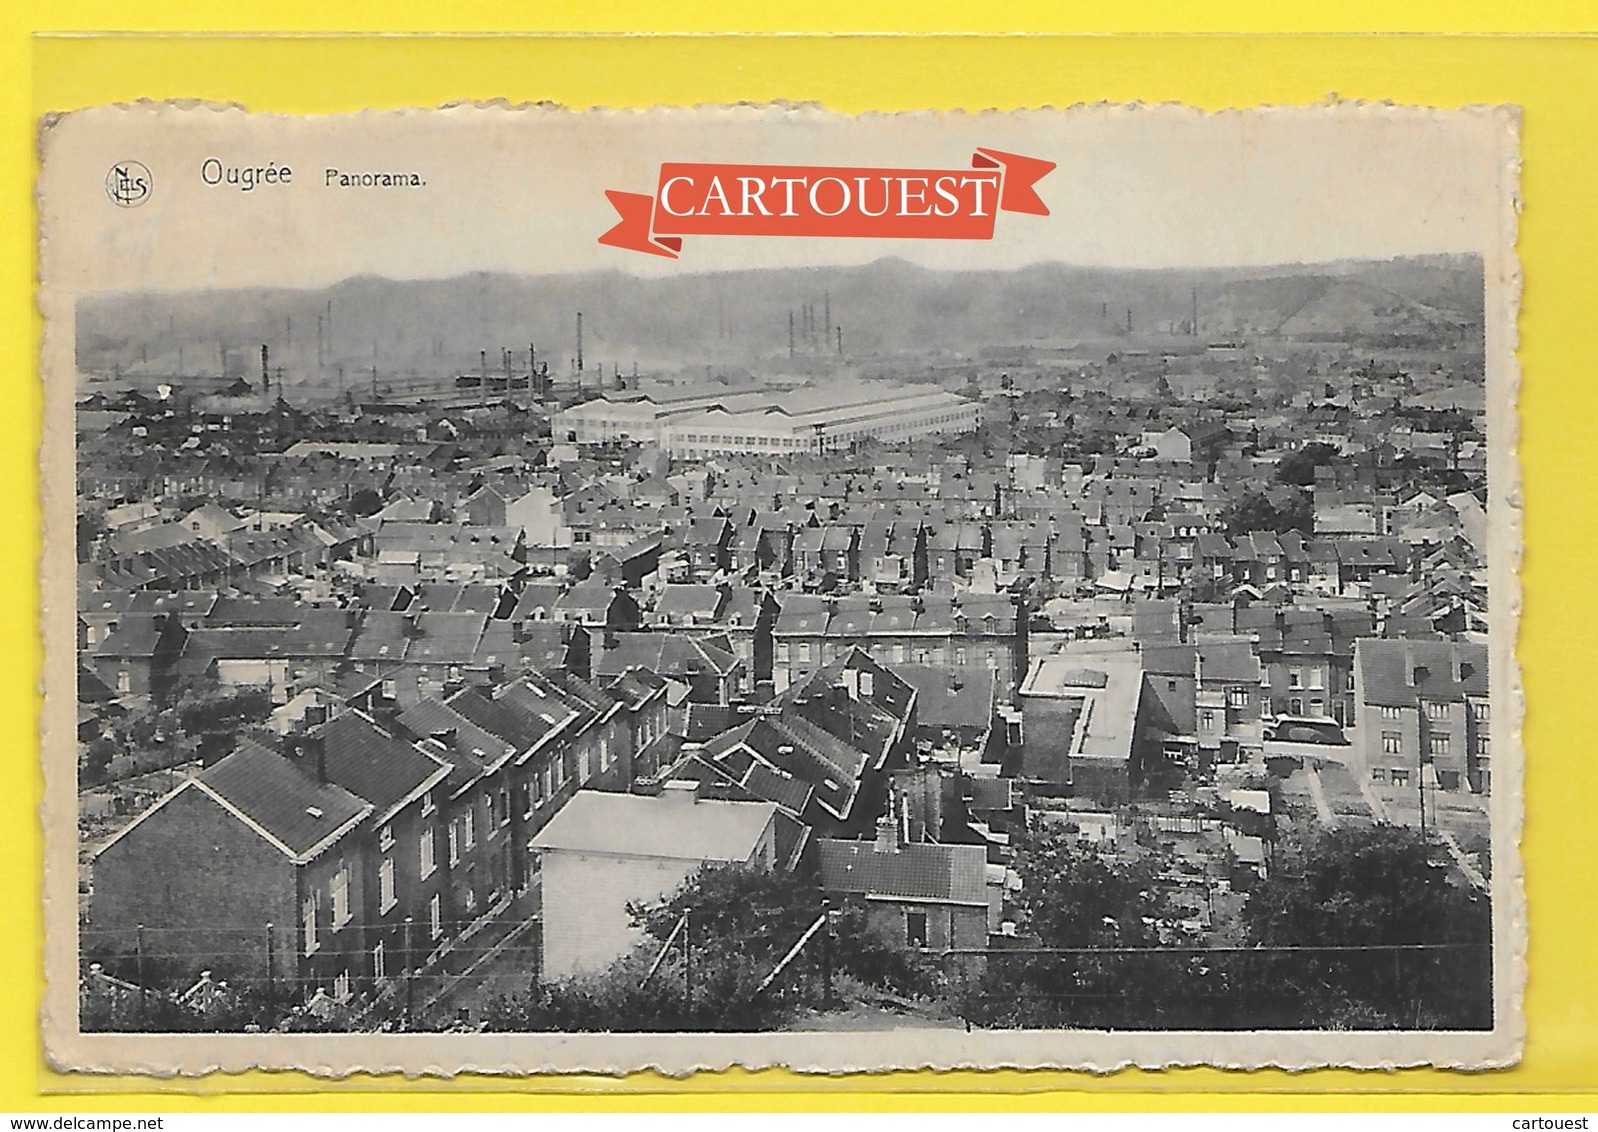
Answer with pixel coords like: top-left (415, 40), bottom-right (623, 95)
top-left (395, 698), bottom-right (502, 792)
top-left (91, 613), bottom-right (174, 659)
top-left (407, 612), bottom-right (489, 664)
top-left (348, 611), bottom-right (411, 662)
top-left (817, 837), bottom-right (987, 905)
top-left (199, 740), bottom-right (370, 860)
top-left (313, 712), bottom-right (450, 817)
top-left (655, 584), bottom-right (724, 618)
top-left (182, 625), bottom-right (350, 661)
top-left (1356, 638), bottom-right (1489, 708)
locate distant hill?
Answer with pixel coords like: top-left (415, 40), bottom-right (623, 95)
top-left (75, 255), bottom-right (1484, 385)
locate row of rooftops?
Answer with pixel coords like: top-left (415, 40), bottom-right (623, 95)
top-left (772, 593), bottom-right (1018, 638)
top-left (100, 664), bottom-right (671, 867)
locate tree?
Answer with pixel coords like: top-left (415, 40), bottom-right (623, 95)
top-left (348, 488), bottom-right (384, 517)
top-left (1243, 824), bottom-right (1492, 1029)
top-left (1221, 488), bottom-right (1312, 537)
top-left (966, 828), bottom-right (1183, 1029)
top-left (77, 503), bottom-right (108, 564)
top-left (1010, 829), bottom-right (1167, 949)
top-left (480, 864), bottom-right (938, 1033)
top-left (1276, 442), bottom-right (1341, 487)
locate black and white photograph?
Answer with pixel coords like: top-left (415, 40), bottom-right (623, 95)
top-left (37, 103), bottom-right (1522, 1074)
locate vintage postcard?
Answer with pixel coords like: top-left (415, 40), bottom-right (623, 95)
top-left (37, 102), bottom-right (1522, 1076)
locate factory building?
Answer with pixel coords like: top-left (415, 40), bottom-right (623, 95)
top-left (553, 384), bottom-right (981, 454)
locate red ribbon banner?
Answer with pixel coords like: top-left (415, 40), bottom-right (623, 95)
top-left (599, 148), bottom-right (1056, 259)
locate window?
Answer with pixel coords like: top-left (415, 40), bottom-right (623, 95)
top-left (955, 647), bottom-right (967, 665)
top-left (1382, 732), bottom-right (1402, 755)
top-left (379, 824), bottom-right (394, 851)
top-left (599, 736), bottom-right (611, 771)
top-left (1426, 701), bottom-right (1450, 721)
top-left (116, 670), bottom-right (132, 694)
top-left (302, 891), bottom-right (319, 956)
top-left (421, 790), bottom-right (436, 816)
top-left (500, 787), bottom-right (511, 826)
top-left (464, 806), bottom-right (476, 849)
top-left (373, 940), bottom-right (386, 981)
top-left (1199, 709), bottom-right (1216, 729)
top-left (379, 857), bottom-right (396, 913)
top-left (419, 827), bottom-right (436, 878)
top-left (429, 893), bottom-right (442, 940)
top-left (1429, 733), bottom-right (1451, 758)
top-left (1308, 667), bottom-right (1325, 690)
top-left (331, 862), bottom-right (351, 928)
top-left (1473, 701), bottom-right (1490, 722)
top-left (1345, 671), bottom-right (1356, 692)
top-left (381, 678), bottom-right (398, 700)
top-left (1288, 698), bottom-right (1302, 715)
top-left (1370, 768), bottom-right (1387, 782)
top-left (448, 821), bottom-right (461, 866)
top-left (1479, 737), bottom-right (1491, 760)
top-left (1390, 768), bottom-right (1411, 786)
top-left (1226, 687), bottom-right (1249, 709)
top-left (1288, 667), bottom-right (1303, 689)
top-left (1380, 705), bottom-right (1403, 721)
top-left (906, 909), bottom-right (929, 949)
top-left (860, 671), bottom-right (874, 697)
top-left (333, 969), bottom-right (351, 1002)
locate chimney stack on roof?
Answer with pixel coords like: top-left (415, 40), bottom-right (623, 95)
top-left (660, 779), bottom-right (701, 805)
top-left (874, 813), bottom-right (900, 854)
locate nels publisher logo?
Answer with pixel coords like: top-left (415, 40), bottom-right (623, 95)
top-left (105, 160), bottom-right (152, 208)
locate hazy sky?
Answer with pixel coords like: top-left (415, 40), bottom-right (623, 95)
top-left (39, 103), bottom-right (1517, 293)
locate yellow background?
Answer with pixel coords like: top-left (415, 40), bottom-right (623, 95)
top-left (8, 3), bottom-right (1598, 1111)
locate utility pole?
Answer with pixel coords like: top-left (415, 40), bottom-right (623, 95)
top-left (404, 915), bottom-right (415, 1029)
top-left (265, 921), bottom-right (275, 1014)
top-left (135, 923), bottom-right (146, 1025)
top-left (820, 904), bottom-right (835, 1010)
top-left (683, 908), bottom-right (694, 1020)
top-left (1418, 753), bottom-right (1427, 841)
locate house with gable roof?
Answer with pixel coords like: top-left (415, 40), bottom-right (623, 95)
top-left (90, 739), bottom-right (374, 1001)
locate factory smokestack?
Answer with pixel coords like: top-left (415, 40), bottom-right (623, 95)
top-left (576, 312), bottom-right (584, 375)
top-left (260, 344), bottom-right (270, 395)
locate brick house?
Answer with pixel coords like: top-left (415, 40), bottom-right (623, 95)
top-left (817, 816), bottom-right (994, 951)
top-left (90, 739), bottom-right (373, 1002)
top-left (1353, 638), bottom-right (1490, 794)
